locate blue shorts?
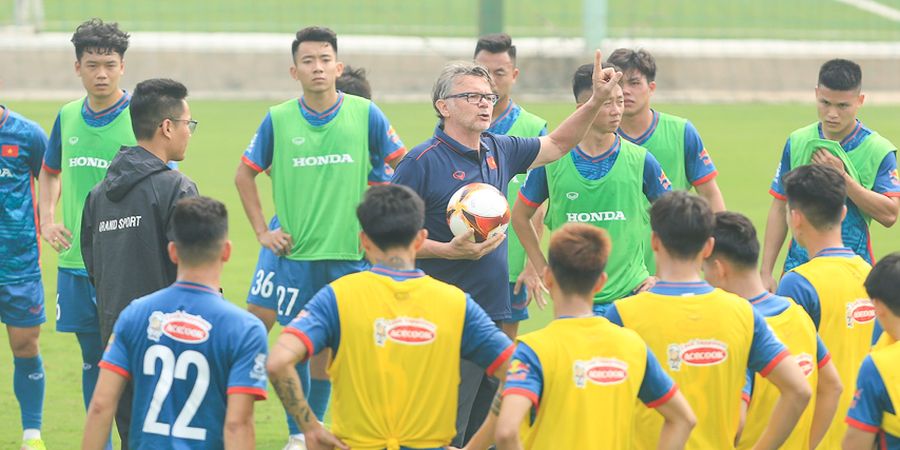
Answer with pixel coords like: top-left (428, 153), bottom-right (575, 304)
top-left (247, 245), bottom-right (369, 326)
top-left (55, 269), bottom-right (100, 333)
top-left (592, 302), bottom-right (613, 317)
top-left (0, 278), bottom-right (46, 327)
top-left (502, 283), bottom-right (529, 323)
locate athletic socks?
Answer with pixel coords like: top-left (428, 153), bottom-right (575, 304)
top-left (14, 355), bottom-right (44, 431)
top-left (308, 378), bottom-right (332, 421)
top-left (76, 331), bottom-right (103, 410)
top-left (285, 359), bottom-right (311, 435)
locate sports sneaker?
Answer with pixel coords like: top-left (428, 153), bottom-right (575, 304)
top-left (21, 438), bottom-right (46, 450)
top-left (282, 435), bottom-right (307, 450)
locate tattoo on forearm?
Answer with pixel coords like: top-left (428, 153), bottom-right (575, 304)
top-left (272, 376), bottom-right (313, 426)
top-left (490, 389), bottom-right (503, 416)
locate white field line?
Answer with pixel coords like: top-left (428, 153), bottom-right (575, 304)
top-left (834, 0), bottom-right (900, 22)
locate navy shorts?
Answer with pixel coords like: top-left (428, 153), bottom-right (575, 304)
top-left (247, 245), bottom-right (368, 326)
top-left (55, 269), bottom-right (99, 333)
top-left (0, 278), bottom-right (46, 327)
top-left (502, 282), bottom-right (529, 323)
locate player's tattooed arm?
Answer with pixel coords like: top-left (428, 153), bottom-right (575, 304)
top-left (461, 384), bottom-right (506, 450)
top-left (271, 376), bottom-right (314, 427)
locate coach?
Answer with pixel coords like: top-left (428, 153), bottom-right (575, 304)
top-left (392, 51), bottom-right (621, 446)
top-left (81, 78), bottom-right (198, 447)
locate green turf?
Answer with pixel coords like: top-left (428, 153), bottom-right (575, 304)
top-left (1, 99), bottom-right (900, 447)
top-left (3, 0), bottom-right (900, 40)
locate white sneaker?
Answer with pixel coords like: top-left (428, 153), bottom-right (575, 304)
top-left (282, 435), bottom-right (307, 450)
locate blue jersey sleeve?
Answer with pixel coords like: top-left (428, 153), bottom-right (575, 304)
top-left (769, 139), bottom-right (792, 199)
top-left (502, 342), bottom-right (543, 407)
top-left (43, 114), bottom-right (62, 173)
top-left (284, 285), bottom-right (341, 358)
top-left (391, 154), bottom-right (425, 193)
top-left (874, 321), bottom-right (884, 347)
top-left (743, 369), bottom-right (753, 400)
top-left (367, 102), bottom-right (406, 173)
top-left (846, 356), bottom-right (891, 433)
top-left (639, 346), bottom-right (677, 407)
top-left (538, 126), bottom-right (548, 137)
top-left (747, 308), bottom-right (789, 377)
top-left (816, 335), bottom-right (831, 367)
top-left (604, 304), bottom-right (624, 327)
top-left (227, 318), bottom-right (269, 399)
top-left (642, 151), bottom-right (672, 202)
top-left (241, 113), bottom-right (275, 172)
top-left (872, 152), bottom-right (900, 196)
top-left (683, 121), bottom-right (717, 185)
top-left (100, 305), bottom-right (135, 378)
top-left (27, 122), bottom-right (48, 177)
top-left (777, 272), bottom-right (821, 328)
top-left (461, 295), bottom-right (514, 373)
top-left (498, 135), bottom-right (541, 175)
top-left (518, 166), bottom-right (549, 207)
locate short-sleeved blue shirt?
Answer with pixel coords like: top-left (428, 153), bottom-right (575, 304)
top-left (0, 106), bottom-right (48, 284)
top-left (846, 355), bottom-right (900, 448)
top-left (391, 126), bottom-right (541, 320)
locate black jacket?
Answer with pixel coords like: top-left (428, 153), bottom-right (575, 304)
top-left (81, 145), bottom-right (198, 342)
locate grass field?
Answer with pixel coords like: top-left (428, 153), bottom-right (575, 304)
top-left (3, 0), bottom-right (900, 40)
top-left (1, 99), bottom-right (900, 447)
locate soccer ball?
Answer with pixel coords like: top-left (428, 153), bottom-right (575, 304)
top-left (446, 183), bottom-right (510, 243)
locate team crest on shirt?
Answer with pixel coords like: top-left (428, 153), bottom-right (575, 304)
top-left (250, 353), bottom-right (267, 381)
top-left (147, 310), bottom-right (212, 344)
top-left (846, 298), bottom-right (876, 328)
top-left (573, 357), bottom-right (628, 388)
top-left (373, 317), bottom-right (437, 346)
top-left (667, 339), bottom-right (728, 371)
top-left (291, 137), bottom-right (306, 146)
top-left (796, 353), bottom-right (815, 377)
top-left (507, 360), bottom-right (530, 381)
top-left (68, 136), bottom-right (79, 145)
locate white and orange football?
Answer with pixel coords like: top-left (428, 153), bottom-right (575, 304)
top-left (446, 182), bottom-right (510, 243)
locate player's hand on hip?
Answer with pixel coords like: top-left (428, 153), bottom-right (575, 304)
top-left (591, 49), bottom-right (623, 104)
top-left (41, 222), bottom-right (72, 252)
top-left (448, 229), bottom-right (505, 260)
top-left (258, 228), bottom-right (294, 256)
top-left (812, 148), bottom-right (847, 174)
top-left (305, 427), bottom-right (349, 450)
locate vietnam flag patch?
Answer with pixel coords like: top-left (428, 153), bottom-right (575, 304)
top-left (1, 144), bottom-right (18, 158)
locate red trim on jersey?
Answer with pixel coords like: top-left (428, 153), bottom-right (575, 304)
top-left (385, 147), bottom-right (408, 163)
top-left (283, 328), bottom-right (315, 361)
top-left (503, 387), bottom-right (539, 408)
top-left (691, 170), bottom-right (718, 186)
top-left (486, 343), bottom-right (516, 376)
top-left (742, 392), bottom-right (751, 405)
top-left (227, 386), bottom-right (268, 401)
top-left (768, 188), bottom-right (787, 201)
top-left (415, 143), bottom-right (439, 161)
top-left (884, 192), bottom-right (900, 198)
top-left (818, 353), bottom-right (832, 369)
top-left (241, 155), bottom-right (265, 173)
top-left (846, 416), bottom-right (881, 433)
top-left (517, 191), bottom-right (541, 209)
top-left (646, 384), bottom-right (678, 408)
top-left (367, 181), bottom-right (390, 186)
top-left (41, 162), bottom-right (61, 175)
top-left (759, 349), bottom-right (791, 377)
top-left (98, 361), bottom-right (132, 380)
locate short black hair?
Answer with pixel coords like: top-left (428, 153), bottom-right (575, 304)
top-left (172, 196), bottom-right (228, 266)
top-left (71, 18), bottom-right (130, 60)
top-left (818, 59), bottom-right (862, 92)
top-left (572, 62), bottom-right (620, 101)
top-left (783, 165), bottom-right (846, 230)
top-left (607, 48), bottom-right (657, 82)
top-left (130, 79), bottom-right (189, 141)
top-left (337, 65), bottom-right (372, 99)
top-left (292, 26), bottom-right (338, 61)
top-left (711, 211), bottom-right (760, 269)
top-left (357, 185), bottom-right (425, 250)
top-left (866, 253), bottom-right (900, 316)
top-left (651, 191), bottom-right (714, 260)
top-left (474, 33), bottom-right (516, 62)
top-left (548, 223), bottom-right (611, 295)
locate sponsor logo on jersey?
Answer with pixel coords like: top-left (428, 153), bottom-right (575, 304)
top-left (98, 215), bottom-right (142, 233)
top-left (667, 339), bottom-right (728, 371)
top-left (890, 169), bottom-right (899, 186)
top-left (566, 211), bottom-right (626, 222)
top-left (1, 144), bottom-right (19, 158)
top-left (507, 359), bottom-right (530, 382)
top-left (68, 136), bottom-right (79, 145)
top-left (0, 168), bottom-right (13, 178)
top-left (699, 148), bottom-right (712, 166)
top-left (68, 156), bottom-right (110, 169)
top-left (452, 170), bottom-right (466, 180)
top-left (659, 171), bottom-right (672, 190)
top-left (796, 353), bottom-right (814, 377)
top-left (486, 155), bottom-right (497, 170)
top-left (250, 353), bottom-right (267, 381)
top-left (147, 310), bottom-right (213, 344)
top-left (291, 136), bottom-right (306, 146)
top-left (846, 298), bottom-right (875, 327)
top-left (373, 317), bottom-right (437, 346)
top-left (566, 192), bottom-right (579, 200)
top-left (292, 153), bottom-right (354, 167)
top-left (574, 357), bottom-right (628, 388)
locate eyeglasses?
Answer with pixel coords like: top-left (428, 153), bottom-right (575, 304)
top-left (444, 92), bottom-right (500, 105)
top-left (163, 118), bottom-right (198, 134)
